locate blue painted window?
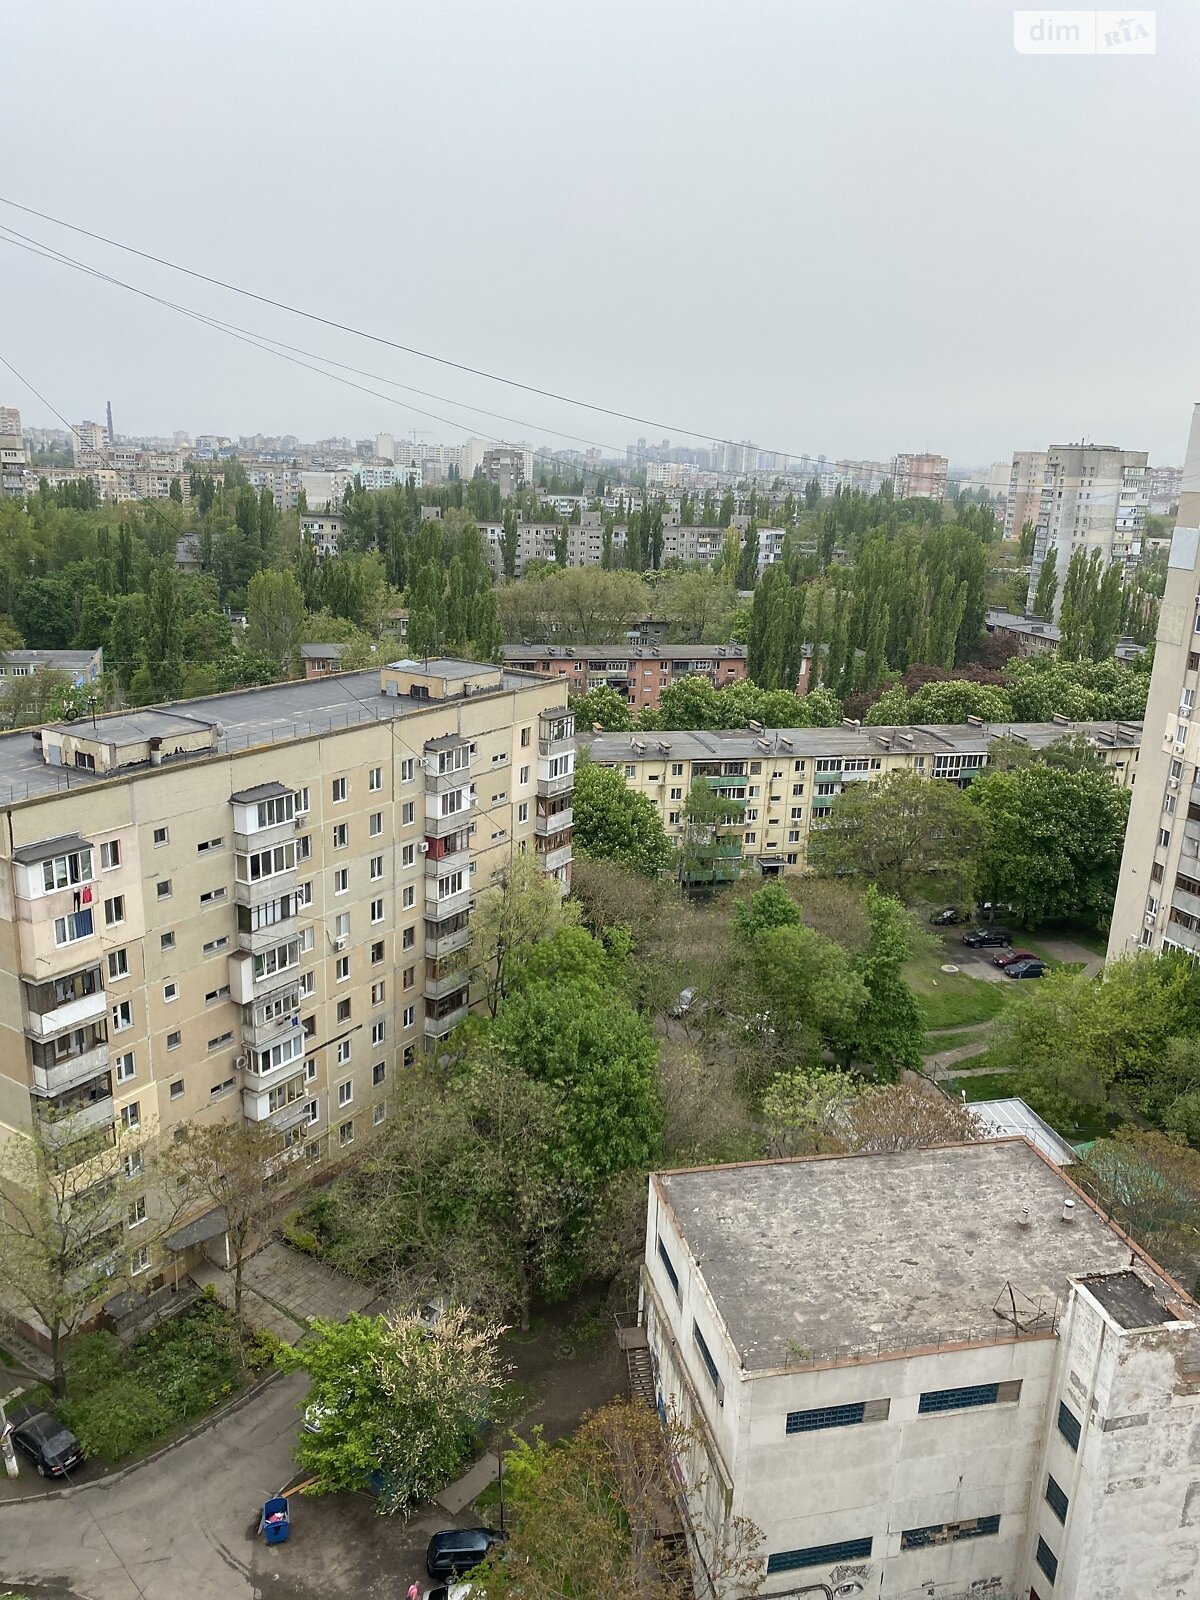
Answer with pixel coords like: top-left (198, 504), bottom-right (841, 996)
top-left (766, 1537), bottom-right (872, 1573)
top-left (1036, 1536), bottom-right (1059, 1585)
top-left (1057, 1401), bottom-right (1081, 1451)
top-left (656, 1238), bottom-right (679, 1297)
top-left (901, 1514), bottom-right (1000, 1549)
top-left (786, 1402), bottom-right (865, 1434)
top-left (1045, 1474), bottom-right (1069, 1523)
top-left (918, 1383), bottom-right (999, 1414)
top-left (692, 1321), bottom-right (720, 1391)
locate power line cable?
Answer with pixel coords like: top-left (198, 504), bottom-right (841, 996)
top-left (0, 193), bottom-right (808, 462)
top-left (0, 223), bottom-right (625, 457)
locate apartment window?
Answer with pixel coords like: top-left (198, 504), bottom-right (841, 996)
top-left (402, 884), bottom-right (415, 908)
top-left (203, 935), bottom-right (229, 957)
top-left (199, 887), bottom-right (227, 907)
top-left (403, 1005), bottom-right (415, 1028)
top-left (108, 948), bottom-right (129, 980)
top-left (918, 1382), bottom-right (1019, 1413)
top-left (307, 1100), bottom-right (320, 1126)
top-left (692, 1321), bottom-right (721, 1394)
top-left (400, 758), bottom-right (414, 782)
top-left (299, 971), bottom-right (314, 998)
top-left (373, 1103), bottom-right (386, 1126)
top-left (296, 833), bottom-right (312, 861)
top-left (105, 895), bottom-right (126, 927)
top-left (671, 762), bottom-right (683, 776)
top-left (210, 1077), bottom-right (235, 1099)
top-left (334, 912), bottom-right (350, 939)
top-left (1045, 1474), bottom-right (1069, 1524)
top-left (521, 726), bottom-right (531, 747)
top-left (337, 1080), bottom-right (353, 1108)
top-left (519, 764), bottom-right (531, 785)
top-left (152, 827), bottom-right (169, 847)
top-left (657, 1238), bottom-right (680, 1298)
top-left (100, 839), bottom-right (121, 871)
top-left (163, 981), bottom-right (178, 1003)
top-left (1035, 1536), bottom-right (1059, 1585)
top-left (160, 931), bottom-right (175, 951)
top-left (1160, 828), bottom-right (1171, 849)
top-left (336, 1038), bottom-right (351, 1065)
top-left (370, 811), bottom-right (384, 837)
top-left (401, 802), bottom-right (415, 826)
top-left (332, 777), bottom-right (347, 803)
top-left (112, 999), bottom-right (133, 1032)
top-left (339, 1119), bottom-right (354, 1148)
top-left (123, 1147), bottom-right (143, 1178)
top-left (370, 855), bottom-right (384, 880)
top-left (369, 766), bottom-right (382, 792)
top-left (669, 787), bottom-right (682, 801)
top-left (371, 981), bottom-right (385, 1005)
top-left (1057, 1400), bottom-right (1081, 1451)
top-left (115, 1051), bottom-right (136, 1082)
top-left (625, 764), bottom-right (636, 778)
top-left (402, 925), bottom-right (415, 950)
top-left (204, 983), bottom-right (230, 1006)
top-left (335, 955), bottom-right (350, 982)
top-left (372, 1060), bottom-right (386, 1086)
top-left (334, 868), bottom-right (349, 894)
top-left (156, 879), bottom-right (172, 901)
top-left (371, 1020), bottom-right (386, 1046)
top-left (336, 998), bottom-right (351, 1024)
top-left (130, 1245), bottom-right (150, 1276)
top-left (401, 844), bottom-right (415, 868)
top-left (766, 1539), bottom-right (872, 1575)
top-left (120, 1102), bottom-right (140, 1131)
top-left (901, 1515), bottom-right (1000, 1550)
top-left (1182, 688), bottom-right (1196, 720)
top-left (403, 966), bottom-right (415, 990)
top-left (371, 898), bottom-right (384, 924)
top-left (196, 836), bottom-right (224, 854)
top-left (41, 847), bottom-right (92, 891)
top-left (331, 823), bottom-right (348, 851)
top-left (371, 940), bottom-right (385, 965)
top-left (517, 801), bottom-right (528, 824)
top-left (207, 1031), bottom-right (233, 1051)
top-left (305, 1058), bottom-right (317, 1083)
top-left (403, 1043), bottom-right (417, 1067)
top-left (166, 1029), bottom-right (181, 1051)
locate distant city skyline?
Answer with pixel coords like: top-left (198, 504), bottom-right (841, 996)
top-left (3, 2), bottom-right (1198, 466)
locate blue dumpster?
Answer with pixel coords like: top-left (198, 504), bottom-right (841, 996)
top-left (260, 1496), bottom-right (290, 1545)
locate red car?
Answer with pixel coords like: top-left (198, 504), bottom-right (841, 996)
top-left (992, 948), bottom-right (1036, 968)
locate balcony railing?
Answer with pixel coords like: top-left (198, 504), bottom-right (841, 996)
top-left (264, 1097), bottom-right (312, 1132)
top-left (424, 998), bottom-right (470, 1038)
top-left (534, 805), bottom-right (572, 836)
top-left (37, 1094), bottom-right (115, 1145)
top-left (425, 916), bottom-right (472, 959)
top-left (242, 1006), bottom-right (304, 1050)
top-left (25, 987), bottom-right (107, 1040)
top-left (234, 869), bottom-right (297, 909)
top-left (426, 881), bottom-right (472, 920)
top-left (425, 845), bottom-right (470, 878)
top-left (425, 960), bottom-right (470, 999)
top-left (537, 842), bottom-right (573, 875)
top-left (537, 771), bottom-right (574, 799)
top-left (31, 1045), bottom-right (110, 1097)
top-left (426, 796), bottom-right (475, 838)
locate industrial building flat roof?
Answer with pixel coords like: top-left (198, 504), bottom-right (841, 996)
top-left (0, 664), bottom-right (550, 804)
top-left (502, 644), bottom-right (746, 661)
top-left (582, 720), bottom-right (1142, 765)
top-left (653, 1142), bottom-right (1179, 1373)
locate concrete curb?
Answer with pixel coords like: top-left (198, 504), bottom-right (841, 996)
top-left (0, 1367), bottom-right (284, 1507)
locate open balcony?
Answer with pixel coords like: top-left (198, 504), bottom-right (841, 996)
top-left (30, 1036), bottom-right (109, 1097)
top-left (535, 802), bottom-right (572, 836)
top-left (424, 914), bottom-right (472, 960)
top-left (425, 958), bottom-right (470, 1000)
top-left (537, 841), bottom-right (573, 875)
top-left (424, 992), bottom-right (471, 1039)
top-left (24, 967), bottom-right (106, 1041)
top-left (265, 1096), bottom-right (312, 1132)
top-left (538, 710), bottom-right (575, 758)
top-left (424, 736), bottom-right (473, 793)
top-left (425, 793), bottom-right (475, 839)
top-left (35, 1074), bottom-right (115, 1147)
top-left (537, 770), bottom-right (574, 800)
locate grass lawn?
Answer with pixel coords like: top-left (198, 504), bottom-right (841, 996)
top-left (905, 954), bottom-right (1010, 1030)
top-left (919, 1028), bottom-right (994, 1056)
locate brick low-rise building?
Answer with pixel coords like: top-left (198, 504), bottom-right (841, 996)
top-left (503, 644), bottom-right (748, 712)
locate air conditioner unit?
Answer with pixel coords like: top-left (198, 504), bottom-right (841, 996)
top-left (1145, 912), bottom-right (1157, 928)
top-left (234, 1052), bottom-right (250, 1071)
top-left (333, 937), bottom-right (347, 952)
top-left (1170, 777), bottom-right (1180, 789)
top-left (418, 841), bottom-right (430, 854)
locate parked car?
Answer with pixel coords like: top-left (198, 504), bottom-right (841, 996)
top-left (426, 1528), bottom-right (506, 1580)
top-left (670, 986), bottom-right (698, 1018)
top-left (1004, 959), bottom-right (1046, 980)
top-left (961, 928), bottom-right (1011, 948)
top-left (426, 1586), bottom-right (474, 1600)
top-left (992, 948), bottom-right (1037, 968)
top-left (928, 907), bottom-right (966, 926)
top-left (9, 1411), bottom-right (84, 1477)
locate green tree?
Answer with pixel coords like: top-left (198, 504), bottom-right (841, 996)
top-left (572, 760), bottom-right (674, 877)
top-left (734, 523), bottom-right (759, 590)
top-left (807, 769), bottom-right (984, 907)
top-left (1031, 551), bottom-right (1058, 621)
top-left (570, 684), bottom-right (632, 731)
top-left (278, 1307), bottom-right (505, 1512)
top-left (143, 564), bottom-right (184, 700)
top-left (967, 762), bottom-right (1130, 927)
top-left (470, 851), bottom-right (578, 1017)
top-left (245, 568), bottom-right (305, 675)
top-left (500, 507), bottom-right (519, 580)
top-left (849, 887), bottom-right (924, 1078)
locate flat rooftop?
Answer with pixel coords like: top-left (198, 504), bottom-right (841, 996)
top-left (0, 665), bottom-right (549, 805)
top-left (654, 1142), bottom-right (1180, 1373)
top-left (582, 720), bottom-right (1142, 765)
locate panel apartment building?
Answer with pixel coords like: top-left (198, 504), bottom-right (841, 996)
top-left (582, 718), bottom-right (1141, 878)
top-left (641, 1142), bottom-right (1200, 1600)
top-left (1030, 444), bottom-right (1150, 619)
top-left (1110, 402), bottom-right (1200, 960)
top-left (1003, 450), bottom-right (1049, 541)
top-left (504, 645), bottom-right (748, 713)
top-left (0, 659), bottom-right (574, 1319)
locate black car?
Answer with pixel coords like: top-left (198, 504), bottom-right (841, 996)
top-left (9, 1411), bottom-right (84, 1477)
top-left (961, 927), bottom-right (1011, 948)
top-left (1004, 958), bottom-right (1046, 980)
top-left (426, 1527), bottom-right (506, 1579)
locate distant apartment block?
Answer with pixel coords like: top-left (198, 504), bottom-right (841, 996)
top-left (0, 423), bottom-right (25, 499)
top-left (1150, 463), bottom-right (1182, 515)
top-left (1109, 405), bottom-right (1200, 961)
top-left (890, 452), bottom-right (949, 500)
top-left (640, 1142), bottom-right (1199, 1600)
top-left (0, 658), bottom-right (573, 1344)
top-left (482, 446), bottom-right (528, 498)
top-left (70, 419), bottom-right (109, 468)
top-left (1003, 450), bottom-right (1049, 540)
top-left (0, 648), bottom-right (104, 687)
top-left (506, 645), bottom-right (747, 712)
top-left (582, 719), bottom-right (1140, 878)
top-left (300, 511), bottom-right (346, 558)
top-left (1030, 444), bottom-right (1150, 618)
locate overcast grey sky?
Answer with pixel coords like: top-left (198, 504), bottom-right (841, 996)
top-left (2, 1), bottom-right (1196, 466)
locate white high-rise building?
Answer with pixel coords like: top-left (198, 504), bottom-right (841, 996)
top-left (1029, 444), bottom-right (1149, 618)
top-left (375, 432), bottom-right (395, 465)
top-left (1109, 405), bottom-right (1200, 959)
top-left (1003, 450), bottom-right (1049, 541)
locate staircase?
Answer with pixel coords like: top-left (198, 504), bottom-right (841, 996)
top-left (616, 1320), bottom-right (655, 1407)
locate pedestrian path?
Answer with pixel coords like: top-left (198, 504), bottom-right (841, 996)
top-left (192, 1241), bottom-right (379, 1342)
